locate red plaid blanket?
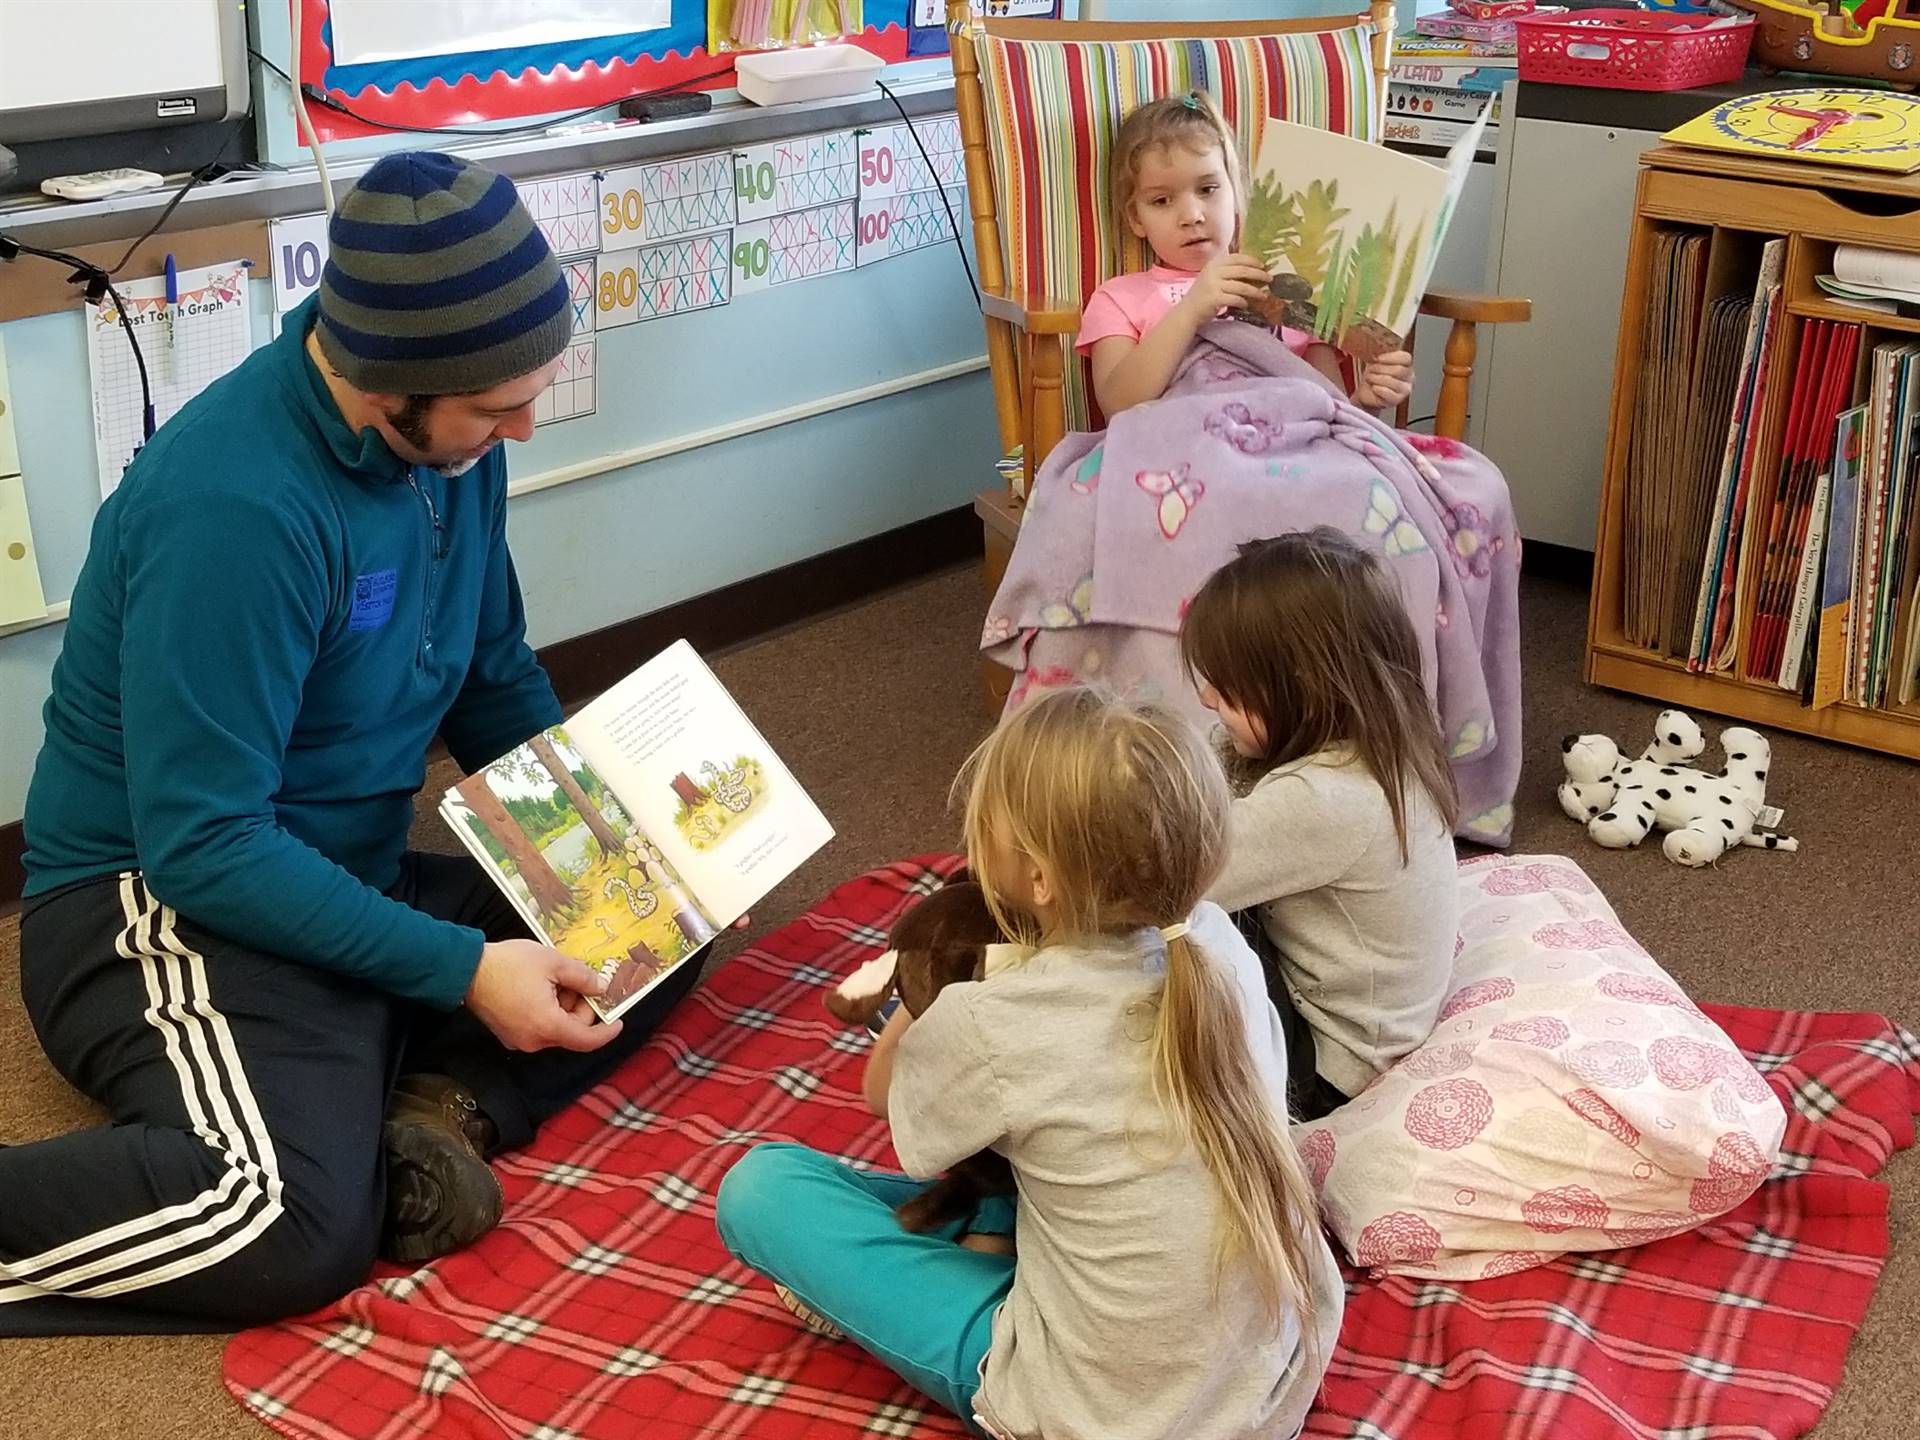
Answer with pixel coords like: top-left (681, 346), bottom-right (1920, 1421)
top-left (225, 857), bottom-right (1919, 1440)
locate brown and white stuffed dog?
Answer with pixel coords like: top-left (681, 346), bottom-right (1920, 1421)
top-left (826, 877), bottom-right (1020, 1234)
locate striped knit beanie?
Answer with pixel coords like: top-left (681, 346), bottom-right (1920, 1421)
top-left (315, 151), bottom-right (570, 396)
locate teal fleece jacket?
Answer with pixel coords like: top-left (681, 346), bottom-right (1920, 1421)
top-left (22, 297), bottom-right (562, 1008)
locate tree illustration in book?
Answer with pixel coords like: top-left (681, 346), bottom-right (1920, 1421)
top-left (451, 727), bottom-right (718, 991)
top-left (1240, 109), bottom-right (1490, 362)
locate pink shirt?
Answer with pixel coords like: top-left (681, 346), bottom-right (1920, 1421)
top-left (1077, 264), bottom-right (1320, 360)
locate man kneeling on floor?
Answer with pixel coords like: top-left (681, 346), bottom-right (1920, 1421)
top-left (3, 153), bottom-right (687, 1336)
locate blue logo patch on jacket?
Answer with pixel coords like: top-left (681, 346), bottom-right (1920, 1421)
top-left (349, 569), bottom-right (398, 631)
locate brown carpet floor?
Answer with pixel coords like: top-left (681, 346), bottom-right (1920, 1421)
top-left (1, 565), bottom-right (1914, 1437)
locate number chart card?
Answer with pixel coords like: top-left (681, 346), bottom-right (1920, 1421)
top-left (855, 114), bottom-right (968, 267)
top-left (537, 259), bottom-right (599, 426)
top-left (517, 173), bottom-right (604, 257)
top-left (269, 213), bottom-right (332, 328)
top-left (599, 153), bottom-right (738, 248)
top-left (733, 201), bottom-right (857, 296)
top-left (857, 114), bottom-right (965, 200)
top-left (733, 131), bottom-right (859, 225)
top-left (534, 341), bottom-right (597, 426)
top-left (597, 235), bottom-right (734, 327)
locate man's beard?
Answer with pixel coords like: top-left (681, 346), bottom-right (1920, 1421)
top-left (389, 394), bottom-right (482, 475)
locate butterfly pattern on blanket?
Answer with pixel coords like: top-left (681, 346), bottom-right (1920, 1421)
top-left (982, 320), bottom-right (1523, 846)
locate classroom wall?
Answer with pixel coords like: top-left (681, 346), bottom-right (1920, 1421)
top-left (0, 185), bottom-right (995, 832)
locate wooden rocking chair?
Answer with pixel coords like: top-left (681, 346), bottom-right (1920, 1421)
top-left (946, 0), bottom-right (1532, 709)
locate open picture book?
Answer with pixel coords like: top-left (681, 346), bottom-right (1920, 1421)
top-left (1240, 102), bottom-right (1492, 362)
top-left (441, 640), bottom-right (835, 1022)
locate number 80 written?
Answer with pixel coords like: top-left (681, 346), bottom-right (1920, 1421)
top-left (598, 264), bottom-right (640, 312)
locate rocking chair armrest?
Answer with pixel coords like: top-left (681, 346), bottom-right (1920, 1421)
top-left (981, 285), bottom-right (1084, 336)
top-left (1418, 288), bottom-right (1532, 325)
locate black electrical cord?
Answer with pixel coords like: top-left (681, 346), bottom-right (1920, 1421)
top-left (0, 236), bottom-right (154, 443)
top-left (103, 118), bottom-right (247, 275)
top-left (251, 46), bottom-right (735, 138)
top-left (875, 78), bottom-right (980, 309)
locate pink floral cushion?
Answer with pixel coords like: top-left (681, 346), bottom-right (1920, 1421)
top-left (1296, 853), bottom-right (1788, 1280)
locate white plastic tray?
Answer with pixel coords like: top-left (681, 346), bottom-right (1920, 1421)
top-left (735, 45), bottom-right (883, 107)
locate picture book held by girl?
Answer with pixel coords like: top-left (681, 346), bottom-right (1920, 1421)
top-left (1242, 101), bottom-right (1492, 361)
top-left (441, 640), bottom-right (833, 1021)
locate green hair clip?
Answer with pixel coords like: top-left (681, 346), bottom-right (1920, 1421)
top-left (1182, 92), bottom-right (1201, 110)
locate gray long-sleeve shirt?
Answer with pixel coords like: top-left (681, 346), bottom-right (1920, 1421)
top-left (1210, 749), bottom-right (1460, 1098)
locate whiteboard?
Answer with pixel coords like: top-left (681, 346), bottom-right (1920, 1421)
top-left (328, 0), bottom-right (671, 67)
top-left (0, 0), bottom-right (224, 112)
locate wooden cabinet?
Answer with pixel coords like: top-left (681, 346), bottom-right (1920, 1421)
top-left (1587, 144), bottom-right (1920, 760)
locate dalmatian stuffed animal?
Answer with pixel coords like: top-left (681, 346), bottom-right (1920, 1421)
top-left (1559, 709), bottom-right (1798, 866)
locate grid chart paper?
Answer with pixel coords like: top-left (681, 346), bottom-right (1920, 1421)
top-left (534, 341), bottom-right (597, 426)
top-left (597, 235), bottom-right (733, 327)
top-left (857, 184), bottom-right (968, 267)
top-left (600, 153), bottom-right (738, 247)
top-left (535, 259), bottom-right (599, 426)
top-left (516, 172), bottom-right (604, 257)
top-left (564, 258), bottom-right (598, 338)
top-left (856, 115), bottom-right (964, 200)
top-left (733, 130), bottom-right (859, 225)
top-left (855, 114), bottom-right (966, 267)
top-left (733, 201), bottom-right (857, 297)
top-left (86, 261), bottom-right (254, 498)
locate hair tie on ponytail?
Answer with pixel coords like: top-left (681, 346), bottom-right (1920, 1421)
top-left (1159, 919), bottom-right (1192, 943)
top-left (1181, 92), bottom-right (1201, 111)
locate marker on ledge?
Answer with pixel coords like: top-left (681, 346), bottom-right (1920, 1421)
top-left (162, 252), bottom-right (179, 381)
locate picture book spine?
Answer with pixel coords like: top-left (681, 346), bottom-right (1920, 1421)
top-left (1854, 346), bottom-right (1900, 698)
top-left (1692, 246), bottom-right (1782, 669)
top-left (1813, 405), bottom-right (1865, 709)
top-left (1779, 469), bottom-right (1830, 692)
top-left (1870, 351), bottom-right (1920, 702)
top-left (1745, 319), bottom-right (1826, 674)
top-left (1767, 323), bottom-right (1858, 677)
top-left (1710, 281), bottom-right (1785, 670)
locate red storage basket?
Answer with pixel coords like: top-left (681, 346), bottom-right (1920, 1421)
top-left (1514, 9), bottom-right (1754, 91)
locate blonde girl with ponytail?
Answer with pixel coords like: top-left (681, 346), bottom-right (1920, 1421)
top-left (716, 688), bottom-right (1342, 1440)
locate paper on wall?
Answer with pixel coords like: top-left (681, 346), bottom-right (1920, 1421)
top-left (86, 260), bottom-right (254, 499)
top-left (0, 337), bottom-right (48, 627)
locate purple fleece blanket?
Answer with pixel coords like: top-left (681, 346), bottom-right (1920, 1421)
top-left (982, 320), bottom-right (1522, 846)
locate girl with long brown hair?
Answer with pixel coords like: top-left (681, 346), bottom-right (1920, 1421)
top-left (1182, 527), bottom-right (1461, 1120)
top-left (716, 688), bottom-right (1341, 1439)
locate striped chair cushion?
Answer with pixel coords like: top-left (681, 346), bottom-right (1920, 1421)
top-left (975, 25), bottom-right (1381, 429)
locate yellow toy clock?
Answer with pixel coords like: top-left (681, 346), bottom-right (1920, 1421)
top-left (1665, 88), bottom-right (1920, 173)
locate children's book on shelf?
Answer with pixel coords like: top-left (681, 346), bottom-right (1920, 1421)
top-left (1690, 238), bottom-right (1784, 672)
top-left (1748, 318), bottom-right (1859, 684)
top-left (1812, 405), bottom-right (1865, 708)
top-left (440, 640), bottom-right (835, 1022)
top-left (1241, 103), bottom-right (1492, 362)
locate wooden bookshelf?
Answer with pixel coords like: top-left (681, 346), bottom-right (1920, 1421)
top-left (1589, 146), bottom-right (1920, 761)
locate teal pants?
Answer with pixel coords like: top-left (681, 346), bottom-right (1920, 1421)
top-left (715, 1142), bottom-right (1016, 1431)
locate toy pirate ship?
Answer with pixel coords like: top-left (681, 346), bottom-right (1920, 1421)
top-left (1728, 0), bottom-right (1920, 83)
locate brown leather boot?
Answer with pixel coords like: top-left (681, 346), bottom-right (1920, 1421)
top-left (379, 1074), bottom-right (503, 1264)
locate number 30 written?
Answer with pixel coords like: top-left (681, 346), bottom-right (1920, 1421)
top-left (602, 189), bottom-right (645, 235)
